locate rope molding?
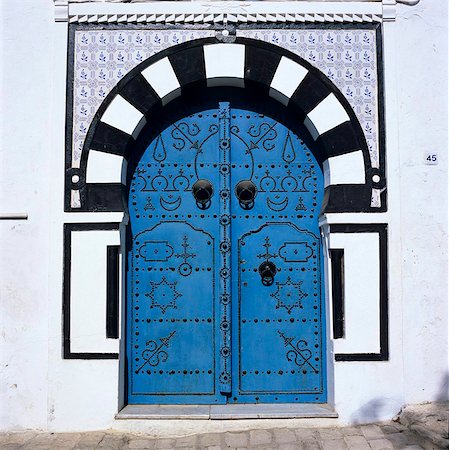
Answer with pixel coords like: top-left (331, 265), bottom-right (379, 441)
top-left (67, 12), bottom-right (385, 24)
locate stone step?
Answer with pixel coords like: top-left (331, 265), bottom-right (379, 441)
top-left (397, 402), bottom-right (449, 449)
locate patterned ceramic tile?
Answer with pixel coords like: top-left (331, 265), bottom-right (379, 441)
top-left (237, 29), bottom-right (380, 171)
top-left (72, 29), bottom-right (216, 169)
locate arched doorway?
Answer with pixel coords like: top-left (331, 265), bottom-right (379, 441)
top-left (74, 37), bottom-right (378, 406)
top-left (126, 93), bottom-right (325, 404)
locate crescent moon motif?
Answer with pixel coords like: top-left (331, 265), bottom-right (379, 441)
top-left (266, 196), bottom-right (289, 211)
top-left (160, 195), bottom-right (182, 211)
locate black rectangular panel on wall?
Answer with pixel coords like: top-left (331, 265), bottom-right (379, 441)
top-left (106, 245), bottom-right (120, 339)
top-left (330, 224), bottom-right (389, 362)
top-left (330, 249), bottom-right (345, 340)
top-left (63, 222), bottom-right (120, 360)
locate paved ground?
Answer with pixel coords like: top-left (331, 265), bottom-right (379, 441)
top-left (0, 422), bottom-right (438, 450)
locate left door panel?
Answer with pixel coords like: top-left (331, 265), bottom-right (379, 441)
top-left (127, 109), bottom-right (223, 404)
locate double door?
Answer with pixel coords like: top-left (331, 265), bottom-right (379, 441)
top-left (127, 102), bottom-right (325, 404)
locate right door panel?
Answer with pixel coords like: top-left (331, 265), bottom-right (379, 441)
top-left (229, 108), bottom-right (326, 403)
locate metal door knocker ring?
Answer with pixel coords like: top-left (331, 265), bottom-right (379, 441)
top-left (192, 179), bottom-right (213, 210)
top-left (235, 180), bottom-right (257, 210)
top-left (258, 261), bottom-right (277, 286)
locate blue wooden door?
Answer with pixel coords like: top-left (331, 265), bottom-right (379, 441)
top-left (127, 102), bottom-right (325, 404)
top-left (228, 107), bottom-right (325, 403)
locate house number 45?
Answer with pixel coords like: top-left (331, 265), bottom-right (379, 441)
top-left (424, 152), bottom-right (438, 165)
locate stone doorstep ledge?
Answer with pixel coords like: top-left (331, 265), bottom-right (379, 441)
top-left (116, 403), bottom-right (338, 420)
top-left (397, 402), bottom-right (449, 449)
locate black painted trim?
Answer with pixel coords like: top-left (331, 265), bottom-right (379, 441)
top-left (106, 245), bottom-right (120, 339)
top-left (330, 249), bottom-right (345, 340)
top-left (376, 23), bottom-right (387, 211)
top-left (65, 25), bottom-right (77, 212)
top-left (120, 73), bottom-right (161, 115)
top-left (316, 121), bottom-right (364, 159)
top-left (83, 183), bottom-right (124, 213)
top-left (63, 222), bottom-right (120, 359)
top-left (72, 23), bottom-right (382, 32)
top-left (323, 185), bottom-right (373, 214)
top-left (169, 46), bottom-right (207, 91)
top-left (90, 122), bottom-right (133, 156)
top-left (244, 45), bottom-right (281, 93)
top-left (330, 224), bottom-right (389, 362)
top-left (290, 72), bottom-right (331, 116)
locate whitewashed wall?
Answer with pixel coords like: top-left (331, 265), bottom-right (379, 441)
top-left (393, 1), bottom-right (448, 406)
top-left (0, 0), bottom-right (447, 432)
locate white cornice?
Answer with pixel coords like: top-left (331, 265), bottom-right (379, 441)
top-left (55, 1), bottom-right (397, 24)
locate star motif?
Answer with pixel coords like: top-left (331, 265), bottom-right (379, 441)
top-left (146, 277), bottom-right (182, 314)
top-left (270, 276), bottom-right (307, 314)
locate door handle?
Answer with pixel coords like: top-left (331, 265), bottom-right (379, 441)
top-left (258, 261), bottom-right (277, 286)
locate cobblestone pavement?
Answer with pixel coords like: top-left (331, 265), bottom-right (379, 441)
top-left (0, 422), bottom-right (437, 450)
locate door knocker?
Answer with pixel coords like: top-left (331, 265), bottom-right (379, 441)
top-left (192, 179), bottom-right (213, 210)
top-left (235, 180), bottom-right (257, 210)
top-left (258, 261), bottom-right (277, 286)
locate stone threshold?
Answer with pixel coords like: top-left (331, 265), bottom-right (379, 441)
top-left (116, 403), bottom-right (338, 420)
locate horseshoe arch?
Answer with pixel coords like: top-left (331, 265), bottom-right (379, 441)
top-left (66, 37), bottom-right (386, 214)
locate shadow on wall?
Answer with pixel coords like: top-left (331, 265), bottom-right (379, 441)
top-left (436, 372), bottom-right (449, 402)
top-left (350, 397), bottom-right (403, 425)
top-left (350, 372), bottom-right (449, 424)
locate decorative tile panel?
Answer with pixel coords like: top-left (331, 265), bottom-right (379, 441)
top-left (72, 30), bottom-right (216, 170)
top-left (237, 29), bottom-right (380, 171)
top-left (70, 27), bottom-right (382, 209)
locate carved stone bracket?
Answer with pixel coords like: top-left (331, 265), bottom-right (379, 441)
top-left (54, 0), bottom-right (69, 22)
top-left (382, 0), bottom-right (397, 22)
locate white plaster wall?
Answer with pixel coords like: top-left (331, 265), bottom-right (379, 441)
top-left (0, 0), bottom-right (53, 431)
top-left (1, 0), bottom-right (123, 432)
top-left (331, 0), bottom-right (448, 424)
top-left (0, 0), bottom-right (447, 432)
top-left (394, 1), bottom-right (448, 405)
top-left (323, 213), bottom-right (405, 424)
top-left (46, 15), bottom-right (123, 431)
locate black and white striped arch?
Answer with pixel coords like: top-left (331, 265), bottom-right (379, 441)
top-left (67, 37), bottom-right (386, 213)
